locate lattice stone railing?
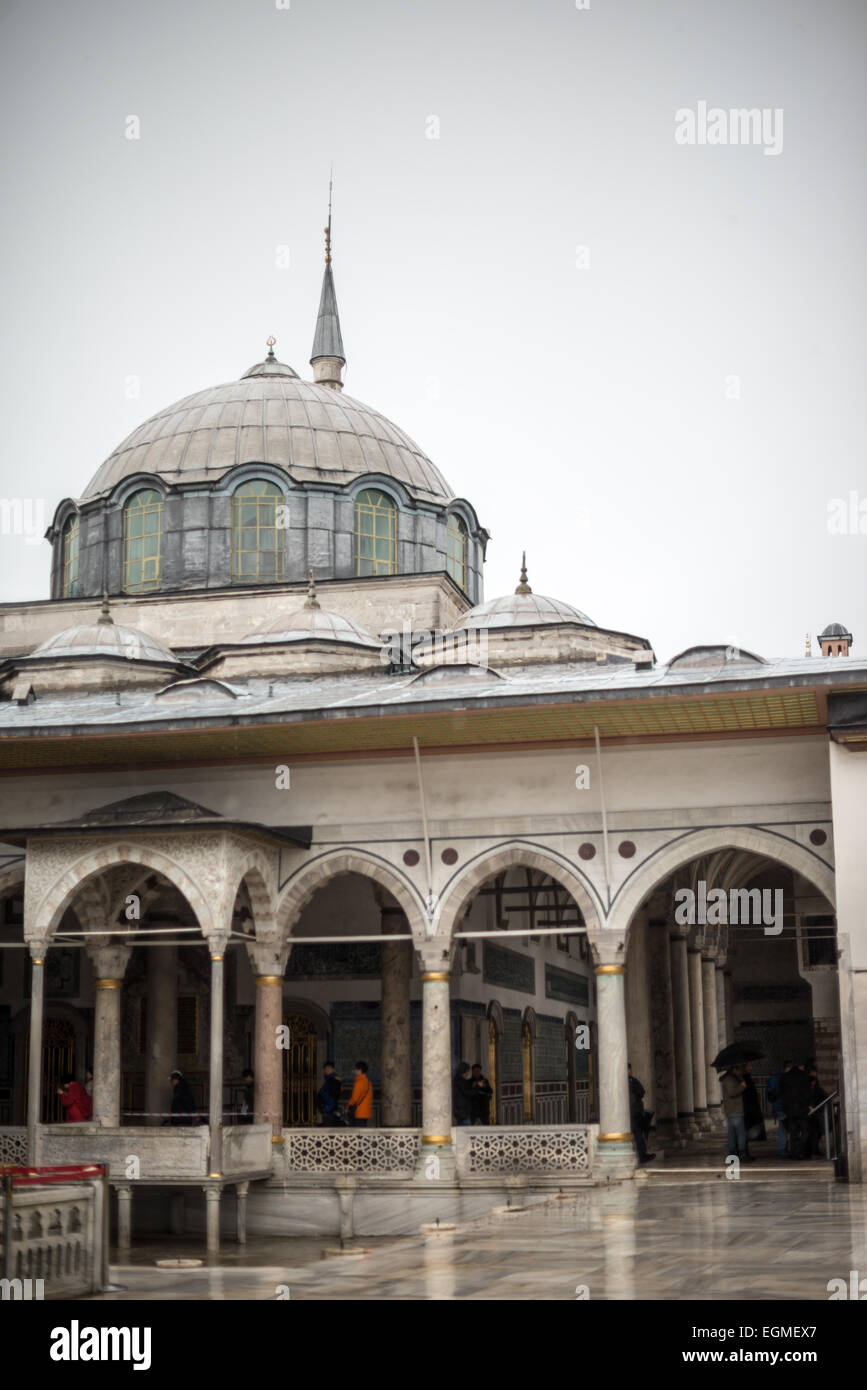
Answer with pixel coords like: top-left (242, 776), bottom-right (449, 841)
top-left (283, 1128), bottom-right (420, 1175)
top-left (0, 1129), bottom-right (28, 1167)
top-left (455, 1125), bottom-right (595, 1178)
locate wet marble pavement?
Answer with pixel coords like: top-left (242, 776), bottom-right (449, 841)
top-left (94, 1181), bottom-right (867, 1301)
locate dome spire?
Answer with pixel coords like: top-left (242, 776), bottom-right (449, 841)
top-left (304, 569), bottom-right (320, 611)
top-left (97, 589), bottom-right (114, 625)
top-left (515, 552), bottom-right (532, 595)
top-left (310, 172), bottom-right (346, 392)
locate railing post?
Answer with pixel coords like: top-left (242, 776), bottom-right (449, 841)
top-left (3, 1174), bottom-right (13, 1279)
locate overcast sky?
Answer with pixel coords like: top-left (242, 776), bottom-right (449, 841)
top-left (1, 0), bottom-right (864, 661)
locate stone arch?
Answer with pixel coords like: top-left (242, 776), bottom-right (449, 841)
top-left (608, 826), bottom-right (836, 941)
top-left (0, 860), bottom-right (24, 902)
top-left (487, 999), bottom-right (505, 1034)
top-left (522, 1005), bottom-right (538, 1041)
top-left (276, 848), bottom-right (428, 946)
top-left (29, 842), bottom-right (217, 944)
top-left (434, 839), bottom-right (604, 944)
top-left (231, 850), bottom-right (277, 938)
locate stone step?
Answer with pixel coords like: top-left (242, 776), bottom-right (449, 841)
top-left (638, 1161), bottom-right (835, 1184)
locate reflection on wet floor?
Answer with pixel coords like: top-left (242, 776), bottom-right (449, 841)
top-left (93, 1181), bottom-right (867, 1301)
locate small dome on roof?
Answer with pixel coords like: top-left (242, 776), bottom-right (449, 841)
top-left (455, 556), bottom-right (595, 631)
top-left (29, 599), bottom-right (180, 667)
top-left (240, 574), bottom-right (380, 649)
top-left (820, 622), bottom-right (851, 639)
top-left (667, 644), bottom-right (766, 670)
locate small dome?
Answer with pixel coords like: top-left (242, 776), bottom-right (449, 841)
top-left (457, 592), bottom-right (596, 630)
top-left (240, 578), bottom-right (380, 649)
top-left (820, 622), bottom-right (851, 639)
top-left (30, 609), bottom-right (180, 667)
top-left (667, 644), bottom-right (766, 670)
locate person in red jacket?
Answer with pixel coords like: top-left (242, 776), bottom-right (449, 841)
top-left (57, 1073), bottom-right (93, 1122)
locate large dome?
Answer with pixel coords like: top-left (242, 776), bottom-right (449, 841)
top-left (82, 358), bottom-right (453, 506)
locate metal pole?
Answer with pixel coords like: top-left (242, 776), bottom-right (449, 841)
top-left (594, 725), bottom-right (611, 912)
top-left (412, 737), bottom-right (434, 905)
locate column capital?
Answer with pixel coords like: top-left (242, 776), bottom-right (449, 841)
top-left (27, 940), bottom-right (50, 963)
top-left (417, 940), bottom-right (451, 975)
top-left (247, 941), bottom-right (289, 977)
top-left (87, 944), bottom-right (132, 980)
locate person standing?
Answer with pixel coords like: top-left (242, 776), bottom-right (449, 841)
top-left (628, 1062), bottom-right (655, 1164)
top-left (742, 1061), bottom-right (766, 1153)
top-left (239, 1067), bottom-right (255, 1124)
top-left (453, 1062), bottom-right (474, 1125)
top-left (57, 1073), bottom-right (92, 1122)
top-left (166, 1069), bottom-right (198, 1126)
top-left (346, 1061), bottom-right (373, 1128)
top-left (470, 1063), bottom-right (493, 1125)
top-left (721, 1065), bottom-right (752, 1161)
top-left (767, 1060), bottom-right (793, 1158)
top-left (780, 1062), bottom-right (813, 1159)
top-left (317, 1060), bottom-right (343, 1125)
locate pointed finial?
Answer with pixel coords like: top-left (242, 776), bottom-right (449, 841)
top-left (266, 335), bottom-right (276, 362)
top-left (97, 589), bottom-right (113, 625)
top-left (514, 551), bottom-right (532, 595)
top-left (304, 569), bottom-right (320, 611)
top-left (324, 168), bottom-right (333, 266)
top-left (805, 632), bottom-right (812, 657)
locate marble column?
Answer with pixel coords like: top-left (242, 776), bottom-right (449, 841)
top-left (687, 946), bottom-right (709, 1129)
top-left (669, 931), bottom-right (697, 1134)
top-left (116, 1185), bottom-right (132, 1250)
top-left (715, 964), bottom-right (728, 1050)
top-left (89, 945), bottom-right (132, 1127)
top-left (209, 951), bottom-right (225, 1176)
top-left (595, 963), bottom-right (635, 1179)
top-left (145, 944), bottom-right (177, 1126)
top-left (702, 956), bottom-right (722, 1125)
top-left (254, 975), bottom-right (284, 1141)
top-left (647, 919), bottom-right (679, 1142)
top-left (624, 912), bottom-right (654, 1114)
top-left (27, 948), bottom-right (46, 1160)
top-left (419, 964), bottom-right (455, 1179)
top-left (380, 906), bottom-right (412, 1126)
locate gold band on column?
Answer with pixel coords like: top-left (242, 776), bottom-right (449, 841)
top-left (271, 1136), bottom-right (285, 1146)
top-left (211, 955), bottom-right (223, 962)
top-left (598, 1132), bottom-right (633, 1143)
top-left (95, 979), bottom-right (122, 990)
top-left (421, 972), bottom-right (450, 983)
top-left (32, 959), bottom-right (44, 966)
top-left (255, 975), bottom-right (283, 986)
top-left (422, 1135), bottom-right (452, 1146)
top-left (594, 965), bottom-right (625, 975)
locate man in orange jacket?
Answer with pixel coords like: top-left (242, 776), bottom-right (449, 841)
top-left (347, 1061), bottom-right (373, 1127)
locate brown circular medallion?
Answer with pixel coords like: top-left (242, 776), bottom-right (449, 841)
top-left (618, 840), bottom-right (636, 859)
top-left (441, 848), bottom-right (458, 865)
top-left (402, 849), bottom-right (420, 866)
top-left (578, 842), bottom-right (596, 860)
top-left (809, 829), bottom-right (827, 846)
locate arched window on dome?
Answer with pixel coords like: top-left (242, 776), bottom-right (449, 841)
top-left (122, 489), bottom-right (162, 593)
top-left (61, 516), bottom-right (80, 598)
top-left (354, 488), bottom-right (397, 576)
top-left (232, 479), bottom-right (285, 582)
top-left (446, 513), bottom-right (468, 591)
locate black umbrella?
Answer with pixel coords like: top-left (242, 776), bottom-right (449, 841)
top-left (712, 1042), bottom-right (764, 1070)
